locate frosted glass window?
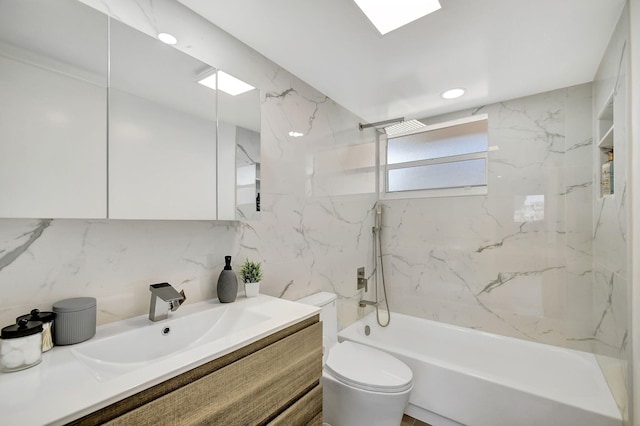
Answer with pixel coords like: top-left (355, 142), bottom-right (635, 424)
top-left (388, 159), bottom-right (486, 192)
top-left (387, 120), bottom-right (487, 164)
top-left (385, 115), bottom-right (488, 194)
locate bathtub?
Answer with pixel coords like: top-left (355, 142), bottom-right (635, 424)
top-left (338, 312), bottom-right (622, 426)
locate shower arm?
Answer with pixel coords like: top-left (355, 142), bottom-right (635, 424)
top-left (359, 117), bottom-right (404, 131)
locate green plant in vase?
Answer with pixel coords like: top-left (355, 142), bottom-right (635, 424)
top-left (240, 259), bottom-right (263, 297)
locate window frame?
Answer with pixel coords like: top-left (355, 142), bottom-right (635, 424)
top-left (382, 113), bottom-right (489, 199)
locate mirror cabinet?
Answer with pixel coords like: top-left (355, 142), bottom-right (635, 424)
top-left (0, 0), bottom-right (108, 218)
top-left (218, 89), bottom-right (261, 221)
top-left (108, 18), bottom-right (218, 220)
top-left (0, 0), bottom-right (260, 220)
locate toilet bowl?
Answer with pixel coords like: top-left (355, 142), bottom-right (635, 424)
top-left (297, 292), bottom-right (413, 426)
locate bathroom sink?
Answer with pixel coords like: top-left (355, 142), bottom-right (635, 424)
top-left (0, 294), bottom-right (320, 426)
top-left (71, 301), bottom-right (269, 380)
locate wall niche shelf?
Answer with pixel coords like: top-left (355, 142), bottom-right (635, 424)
top-left (597, 125), bottom-right (614, 150)
top-left (597, 93), bottom-right (614, 198)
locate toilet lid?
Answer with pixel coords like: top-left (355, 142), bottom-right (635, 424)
top-left (325, 341), bottom-right (413, 393)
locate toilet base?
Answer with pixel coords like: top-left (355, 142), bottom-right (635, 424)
top-left (322, 371), bottom-right (412, 426)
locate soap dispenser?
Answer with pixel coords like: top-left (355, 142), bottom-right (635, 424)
top-left (217, 256), bottom-right (238, 303)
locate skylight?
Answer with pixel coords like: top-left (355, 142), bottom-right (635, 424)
top-left (198, 70), bottom-right (255, 96)
top-left (353, 0), bottom-right (441, 35)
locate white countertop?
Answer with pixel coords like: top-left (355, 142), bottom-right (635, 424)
top-left (0, 295), bottom-right (319, 425)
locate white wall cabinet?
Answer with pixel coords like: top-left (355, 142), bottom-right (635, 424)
top-left (0, 0), bottom-right (108, 219)
top-left (108, 90), bottom-right (217, 220)
top-left (108, 19), bottom-right (218, 220)
top-left (0, 0), bottom-right (260, 221)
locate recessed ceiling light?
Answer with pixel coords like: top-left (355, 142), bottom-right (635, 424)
top-left (289, 131), bottom-right (304, 138)
top-left (157, 32), bottom-right (177, 45)
top-left (441, 88), bottom-right (466, 99)
top-left (353, 0), bottom-right (441, 35)
top-left (197, 70), bottom-right (255, 96)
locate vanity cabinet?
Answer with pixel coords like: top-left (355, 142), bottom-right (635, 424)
top-left (68, 316), bottom-right (322, 426)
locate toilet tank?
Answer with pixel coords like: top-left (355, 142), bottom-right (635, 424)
top-left (296, 292), bottom-right (338, 353)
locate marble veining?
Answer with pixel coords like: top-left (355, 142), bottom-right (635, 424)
top-left (564, 181), bottom-right (592, 195)
top-left (478, 267), bottom-right (565, 296)
top-left (475, 222), bottom-right (528, 253)
top-left (593, 272), bottom-right (615, 337)
top-left (0, 219), bottom-right (51, 273)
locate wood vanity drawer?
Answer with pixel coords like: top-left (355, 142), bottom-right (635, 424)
top-left (102, 320), bottom-right (322, 426)
top-left (268, 384), bottom-right (323, 426)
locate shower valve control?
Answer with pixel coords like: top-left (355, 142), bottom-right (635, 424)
top-left (357, 267), bottom-right (367, 291)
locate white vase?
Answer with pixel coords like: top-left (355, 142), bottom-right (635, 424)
top-left (244, 281), bottom-right (260, 297)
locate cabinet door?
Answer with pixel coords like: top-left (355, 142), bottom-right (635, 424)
top-left (108, 19), bottom-right (217, 220)
top-left (268, 384), bottom-right (323, 425)
top-left (217, 89), bottom-right (262, 221)
top-left (0, 0), bottom-right (107, 218)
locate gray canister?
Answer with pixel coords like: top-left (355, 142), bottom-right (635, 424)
top-left (52, 297), bottom-right (96, 345)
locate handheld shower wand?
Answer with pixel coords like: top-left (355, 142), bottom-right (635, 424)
top-left (374, 203), bottom-right (382, 232)
top-left (361, 202), bottom-right (390, 326)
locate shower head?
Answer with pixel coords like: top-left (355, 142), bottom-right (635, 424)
top-left (383, 119), bottom-right (425, 136)
top-left (358, 117), bottom-right (426, 136)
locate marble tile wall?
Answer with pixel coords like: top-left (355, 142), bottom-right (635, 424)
top-left (0, 0), bottom-right (376, 328)
top-left (591, 4), bottom-right (630, 420)
top-left (376, 84), bottom-right (596, 351)
top-left (0, 219), bottom-right (239, 325)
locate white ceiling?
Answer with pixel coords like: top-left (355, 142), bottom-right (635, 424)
top-left (179, 0), bottom-right (626, 123)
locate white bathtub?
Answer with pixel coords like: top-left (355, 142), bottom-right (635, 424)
top-left (338, 312), bottom-right (622, 426)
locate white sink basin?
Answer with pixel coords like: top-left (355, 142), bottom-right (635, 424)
top-left (0, 294), bottom-right (319, 426)
top-left (71, 300), bottom-right (269, 380)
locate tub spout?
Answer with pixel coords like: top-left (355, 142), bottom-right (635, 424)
top-left (359, 299), bottom-right (377, 308)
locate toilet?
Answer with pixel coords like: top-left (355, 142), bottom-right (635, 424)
top-left (297, 292), bottom-right (413, 426)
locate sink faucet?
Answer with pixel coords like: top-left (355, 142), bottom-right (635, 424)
top-left (149, 283), bottom-right (186, 321)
